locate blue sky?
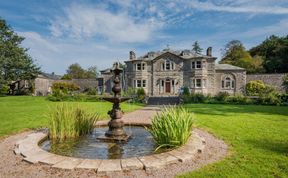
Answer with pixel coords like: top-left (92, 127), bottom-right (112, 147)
top-left (1, 0), bottom-right (288, 74)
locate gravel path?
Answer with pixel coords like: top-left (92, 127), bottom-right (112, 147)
top-left (0, 106), bottom-right (228, 178)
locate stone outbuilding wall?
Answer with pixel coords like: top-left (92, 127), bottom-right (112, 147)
top-left (246, 73), bottom-right (286, 92)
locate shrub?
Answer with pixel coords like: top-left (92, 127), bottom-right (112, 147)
top-left (245, 80), bottom-right (276, 96)
top-left (149, 107), bottom-right (194, 149)
top-left (183, 93), bottom-right (207, 103)
top-left (0, 84), bottom-right (9, 95)
top-left (85, 87), bottom-right (98, 95)
top-left (215, 92), bottom-right (230, 102)
top-left (136, 88), bottom-right (146, 103)
top-left (52, 82), bottom-right (80, 95)
top-left (228, 94), bottom-right (253, 104)
top-left (48, 104), bottom-right (99, 141)
top-left (257, 93), bottom-right (282, 106)
top-left (282, 74), bottom-right (288, 93)
top-left (182, 86), bottom-right (190, 96)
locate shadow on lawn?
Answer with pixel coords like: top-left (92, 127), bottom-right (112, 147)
top-left (184, 104), bottom-right (288, 117)
top-left (245, 139), bottom-right (288, 155)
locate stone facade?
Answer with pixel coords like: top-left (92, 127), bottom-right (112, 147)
top-left (123, 48), bottom-right (246, 96)
top-left (247, 73), bottom-right (286, 92)
top-left (34, 73), bottom-right (98, 96)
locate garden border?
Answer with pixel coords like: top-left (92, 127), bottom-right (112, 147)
top-left (14, 121), bottom-right (206, 174)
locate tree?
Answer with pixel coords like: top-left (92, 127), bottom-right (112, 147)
top-left (249, 35), bottom-right (288, 73)
top-left (192, 41), bottom-right (203, 55)
top-left (0, 18), bottom-right (40, 93)
top-left (65, 63), bottom-right (98, 79)
top-left (85, 66), bottom-right (98, 79)
top-left (220, 40), bottom-right (264, 73)
top-left (66, 63), bottom-right (86, 79)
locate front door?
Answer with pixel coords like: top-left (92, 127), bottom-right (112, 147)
top-left (165, 80), bottom-right (171, 93)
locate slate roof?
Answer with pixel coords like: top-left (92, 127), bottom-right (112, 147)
top-left (38, 72), bottom-right (62, 80)
top-left (131, 49), bottom-right (214, 61)
top-left (215, 64), bottom-right (245, 71)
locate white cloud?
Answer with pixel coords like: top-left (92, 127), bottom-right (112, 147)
top-left (49, 4), bottom-right (162, 43)
top-left (189, 0), bottom-right (288, 14)
top-left (18, 31), bottom-right (133, 74)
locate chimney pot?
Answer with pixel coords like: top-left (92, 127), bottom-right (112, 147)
top-left (129, 51), bottom-right (136, 60)
top-left (207, 47), bottom-right (212, 56)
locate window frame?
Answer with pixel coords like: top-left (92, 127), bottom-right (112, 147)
top-left (221, 76), bottom-right (235, 89)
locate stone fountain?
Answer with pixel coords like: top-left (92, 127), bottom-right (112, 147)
top-left (97, 62), bottom-right (131, 142)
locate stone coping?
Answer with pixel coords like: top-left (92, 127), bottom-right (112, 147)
top-left (14, 123), bottom-right (205, 174)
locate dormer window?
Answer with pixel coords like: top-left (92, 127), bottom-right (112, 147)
top-left (191, 61), bottom-right (202, 69)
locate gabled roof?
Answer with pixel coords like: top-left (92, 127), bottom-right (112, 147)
top-left (215, 64), bottom-right (245, 71)
top-left (125, 49), bottom-right (216, 62)
top-left (38, 72), bottom-right (62, 80)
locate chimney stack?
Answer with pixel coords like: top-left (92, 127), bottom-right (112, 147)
top-left (129, 51), bottom-right (136, 60)
top-left (206, 47), bottom-right (212, 56)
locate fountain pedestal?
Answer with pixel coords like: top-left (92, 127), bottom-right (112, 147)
top-left (97, 62), bottom-right (131, 142)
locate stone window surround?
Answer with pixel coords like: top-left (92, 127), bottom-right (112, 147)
top-left (191, 60), bottom-right (206, 69)
top-left (221, 74), bottom-right (235, 90)
top-left (191, 78), bottom-right (207, 89)
top-left (161, 60), bottom-right (175, 71)
top-left (134, 79), bottom-right (146, 88)
top-left (134, 62), bottom-right (146, 71)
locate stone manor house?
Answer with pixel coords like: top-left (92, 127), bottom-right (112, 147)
top-left (100, 47), bottom-right (247, 96)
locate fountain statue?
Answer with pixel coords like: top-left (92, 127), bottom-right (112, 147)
top-left (97, 62), bottom-right (131, 142)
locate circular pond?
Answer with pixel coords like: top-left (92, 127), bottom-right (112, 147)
top-left (41, 126), bottom-right (168, 159)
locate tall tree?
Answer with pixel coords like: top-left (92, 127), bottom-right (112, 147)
top-left (0, 18), bottom-right (40, 91)
top-left (66, 63), bottom-right (86, 79)
top-left (85, 66), bottom-right (98, 79)
top-left (192, 41), bottom-right (203, 54)
top-left (249, 35), bottom-right (288, 73)
top-left (220, 40), bottom-right (264, 73)
top-left (65, 63), bottom-right (98, 79)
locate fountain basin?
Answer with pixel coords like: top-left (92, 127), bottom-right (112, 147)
top-left (40, 126), bottom-right (166, 159)
top-left (102, 97), bottom-right (131, 103)
top-left (14, 119), bottom-right (206, 172)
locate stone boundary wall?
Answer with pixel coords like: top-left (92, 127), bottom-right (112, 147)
top-left (246, 73), bottom-right (287, 92)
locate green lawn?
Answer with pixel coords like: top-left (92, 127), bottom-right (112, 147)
top-left (0, 96), bottom-right (143, 137)
top-left (180, 104), bottom-right (288, 178)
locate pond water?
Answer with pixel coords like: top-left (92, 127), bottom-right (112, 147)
top-left (41, 126), bottom-right (168, 159)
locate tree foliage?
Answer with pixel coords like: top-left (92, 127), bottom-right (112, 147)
top-left (220, 40), bottom-right (264, 73)
top-left (64, 63), bottom-right (98, 79)
top-left (192, 41), bottom-right (203, 54)
top-left (0, 18), bottom-right (40, 89)
top-left (249, 35), bottom-right (288, 73)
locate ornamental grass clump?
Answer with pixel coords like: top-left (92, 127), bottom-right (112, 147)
top-left (149, 107), bottom-right (194, 149)
top-left (49, 104), bottom-right (99, 141)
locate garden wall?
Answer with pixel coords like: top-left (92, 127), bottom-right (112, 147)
top-left (246, 73), bottom-right (286, 92)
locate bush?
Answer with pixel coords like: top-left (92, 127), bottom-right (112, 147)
top-left (257, 93), bottom-right (282, 106)
top-left (136, 88), bottom-right (146, 103)
top-left (214, 92), bottom-right (230, 102)
top-left (227, 94), bottom-right (253, 105)
top-left (48, 104), bottom-right (99, 141)
top-left (282, 74), bottom-right (288, 93)
top-left (246, 80), bottom-right (276, 96)
top-left (183, 93), bottom-right (207, 103)
top-left (149, 107), bottom-right (194, 149)
top-left (182, 86), bottom-right (190, 96)
top-left (52, 82), bottom-right (80, 95)
top-left (0, 84), bottom-right (9, 95)
top-left (85, 87), bottom-right (98, 95)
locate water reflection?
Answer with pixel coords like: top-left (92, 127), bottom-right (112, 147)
top-left (41, 126), bottom-right (167, 159)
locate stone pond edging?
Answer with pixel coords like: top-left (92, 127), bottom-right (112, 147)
top-left (14, 122), bottom-right (206, 174)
